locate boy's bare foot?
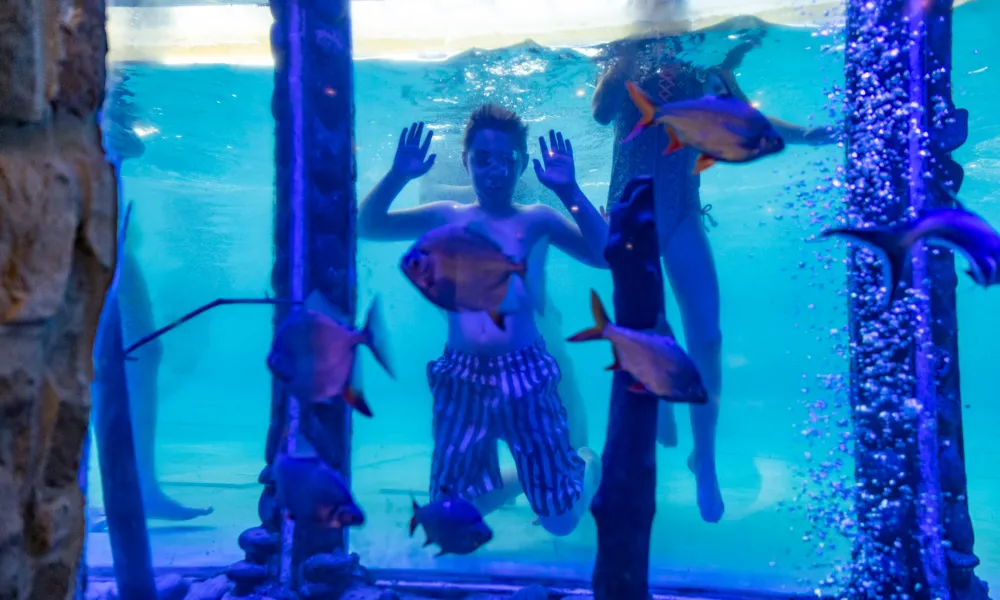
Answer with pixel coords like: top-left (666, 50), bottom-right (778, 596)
top-left (687, 452), bottom-right (724, 523)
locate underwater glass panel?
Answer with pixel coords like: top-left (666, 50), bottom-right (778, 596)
top-left (953, 0), bottom-right (1000, 586)
top-left (349, 2), bottom-right (854, 595)
top-left (89, 7), bottom-right (277, 569)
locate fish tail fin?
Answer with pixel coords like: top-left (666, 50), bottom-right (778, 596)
top-left (409, 496), bottom-right (420, 537)
top-left (821, 226), bottom-right (911, 304)
top-left (342, 387), bottom-right (373, 418)
top-left (360, 296), bottom-right (394, 379)
top-left (622, 81), bottom-right (657, 143)
top-left (567, 289), bottom-right (610, 342)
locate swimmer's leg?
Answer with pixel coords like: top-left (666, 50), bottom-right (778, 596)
top-left (119, 254), bottom-right (213, 521)
top-left (426, 357), bottom-right (508, 514)
top-left (661, 211), bottom-right (725, 523)
top-left (501, 350), bottom-right (601, 536)
top-left (536, 294), bottom-right (589, 449)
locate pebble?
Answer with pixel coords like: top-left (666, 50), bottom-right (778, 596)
top-left (184, 575), bottom-right (232, 600)
top-left (300, 551), bottom-right (358, 583)
top-left (509, 584), bottom-right (550, 600)
top-left (226, 561), bottom-right (269, 596)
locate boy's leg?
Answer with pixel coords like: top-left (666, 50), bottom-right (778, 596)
top-left (536, 295), bottom-right (589, 449)
top-left (427, 359), bottom-right (504, 506)
top-left (498, 346), bottom-right (602, 537)
top-left (661, 212), bottom-right (724, 524)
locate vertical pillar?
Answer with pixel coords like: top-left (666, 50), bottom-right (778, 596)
top-left (269, 0), bottom-right (357, 585)
top-left (591, 177), bottom-right (660, 600)
top-left (922, 2), bottom-right (989, 598)
top-left (0, 0), bottom-right (118, 598)
top-left (842, 0), bottom-right (956, 596)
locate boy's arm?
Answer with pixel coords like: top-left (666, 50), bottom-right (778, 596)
top-left (358, 172), bottom-right (457, 241)
top-left (532, 186), bottom-right (610, 269)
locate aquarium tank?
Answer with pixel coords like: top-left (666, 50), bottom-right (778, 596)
top-left (80, 0), bottom-right (997, 598)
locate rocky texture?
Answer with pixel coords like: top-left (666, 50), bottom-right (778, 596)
top-left (0, 0), bottom-right (115, 598)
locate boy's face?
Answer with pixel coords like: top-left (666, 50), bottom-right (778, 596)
top-left (464, 129), bottom-right (527, 210)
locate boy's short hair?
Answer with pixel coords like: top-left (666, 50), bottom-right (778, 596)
top-left (462, 104), bottom-right (530, 162)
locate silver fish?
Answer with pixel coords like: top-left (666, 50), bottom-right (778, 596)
top-left (409, 487), bottom-right (493, 557)
top-left (623, 74), bottom-right (785, 174)
top-left (266, 290), bottom-right (393, 417)
top-left (274, 450), bottom-right (365, 529)
top-left (400, 222), bottom-right (546, 330)
top-left (567, 290), bottom-right (708, 404)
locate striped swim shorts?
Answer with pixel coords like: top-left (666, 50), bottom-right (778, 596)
top-left (426, 339), bottom-right (586, 518)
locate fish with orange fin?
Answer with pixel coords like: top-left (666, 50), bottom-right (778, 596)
top-left (400, 222), bottom-right (547, 331)
top-left (273, 429), bottom-right (365, 529)
top-left (567, 290), bottom-right (708, 404)
top-left (622, 73), bottom-right (785, 175)
top-left (266, 290), bottom-right (393, 417)
top-left (409, 487), bottom-right (493, 557)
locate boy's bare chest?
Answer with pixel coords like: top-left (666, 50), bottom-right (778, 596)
top-left (458, 213), bottom-right (539, 259)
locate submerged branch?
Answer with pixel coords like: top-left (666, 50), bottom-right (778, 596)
top-left (123, 298), bottom-right (303, 357)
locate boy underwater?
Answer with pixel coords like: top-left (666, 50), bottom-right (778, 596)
top-left (358, 104), bottom-right (607, 536)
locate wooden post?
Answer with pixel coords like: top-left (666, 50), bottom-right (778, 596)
top-left (269, 0), bottom-right (358, 585)
top-left (922, 1), bottom-right (989, 597)
top-left (591, 176), bottom-right (660, 600)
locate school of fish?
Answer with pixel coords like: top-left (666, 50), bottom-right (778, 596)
top-left (253, 58), bottom-right (999, 560)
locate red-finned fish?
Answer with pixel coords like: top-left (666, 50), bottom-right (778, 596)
top-left (266, 290), bottom-right (393, 418)
top-left (622, 73), bottom-right (785, 175)
top-left (400, 222), bottom-right (547, 331)
top-left (273, 434), bottom-right (365, 529)
top-left (820, 192), bottom-right (1000, 303)
top-left (567, 290), bottom-right (708, 404)
top-left (409, 487), bottom-right (493, 557)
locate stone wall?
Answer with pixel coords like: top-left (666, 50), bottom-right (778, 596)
top-left (0, 0), bottom-right (116, 596)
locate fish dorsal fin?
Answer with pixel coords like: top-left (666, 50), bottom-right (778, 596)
top-left (704, 71), bottom-right (734, 99)
top-left (305, 289), bottom-right (348, 323)
top-left (463, 222), bottom-right (503, 252)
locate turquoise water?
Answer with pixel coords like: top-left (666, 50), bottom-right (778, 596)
top-left (86, 2), bottom-right (999, 596)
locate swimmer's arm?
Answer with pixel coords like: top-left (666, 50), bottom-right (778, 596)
top-left (592, 46), bottom-right (638, 125)
top-left (358, 171), bottom-right (452, 241)
top-left (532, 188), bottom-right (610, 269)
top-left (716, 69), bottom-right (835, 146)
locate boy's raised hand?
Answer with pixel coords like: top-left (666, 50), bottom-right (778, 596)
top-left (390, 122), bottom-right (436, 181)
top-left (533, 129), bottom-right (577, 194)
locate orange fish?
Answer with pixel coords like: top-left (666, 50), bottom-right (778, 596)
top-left (623, 73), bottom-right (785, 174)
top-left (568, 290), bottom-right (708, 404)
top-left (400, 222), bottom-right (546, 331)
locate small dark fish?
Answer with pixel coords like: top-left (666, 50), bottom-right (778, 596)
top-left (266, 290), bottom-right (393, 417)
top-left (820, 195), bottom-right (1000, 303)
top-left (400, 222), bottom-right (546, 331)
top-left (409, 487), bottom-right (493, 557)
top-left (274, 449), bottom-right (365, 529)
top-left (623, 74), bottom-right (785, 174)
top-left (567, 290), bottom-right (708, 404)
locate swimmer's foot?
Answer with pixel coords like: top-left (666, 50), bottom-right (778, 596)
top-left (143, 493), bottom-right (214, 521)
top-left (687, 452), bottom-right (724, 523)
top-left (578, 446), bottom-right (603, 514)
